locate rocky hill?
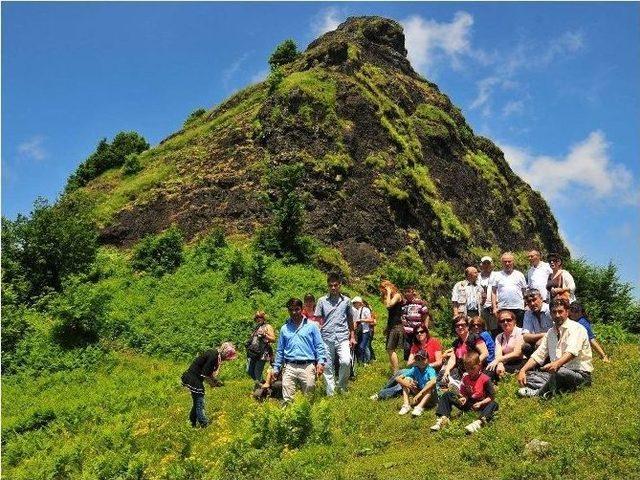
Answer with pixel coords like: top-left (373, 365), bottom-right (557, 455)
top-left (88, 16), bottom-right (567, 274)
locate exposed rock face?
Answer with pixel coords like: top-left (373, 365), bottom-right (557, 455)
top-left (98, 16), bottom-right (568, 273)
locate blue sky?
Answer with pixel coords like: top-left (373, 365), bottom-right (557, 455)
top-left (2, 2), bottom-right (639, 294)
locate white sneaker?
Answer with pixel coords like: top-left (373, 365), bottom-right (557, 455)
top-left (411, 406), bottom-right (424, 417)
top-left (465, 419), bottom-right (483, 434)
top-left (430, 416), bottom-right (450, 431)
top-left (398, 404), bottom-right (412, 415)
top-left (369, 393), bottom-right (379, 401)
top-left (518, 387), bottom-right (540, 398)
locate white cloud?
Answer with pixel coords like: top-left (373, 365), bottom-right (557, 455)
top-left (499, 131), bottom-right (636, 204)
top-left (250, 68), bottom-right (269, 84)
top-left (502, 99), bottom-right (524, 117)
top-left (222, 53), bottom-right (249, 87)
top-left (402, 11), bottom-right (474, 73)
top-left (312, 7), bottom-right (343, 38)
top-left (469, 76), bottom-right (500, 111)
top-left (17, 136), bottom-right (47, 161)
top-left (539, 31), bottom-right (584, 66)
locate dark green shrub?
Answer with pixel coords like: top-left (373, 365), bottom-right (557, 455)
top-left (131, 226), bottom-right (184, 277)
top-left (66, 131), bottom-right (149, 191)
top-left (1, 195), bottom-right (98, 303)
top-left (195, 226), bottom-right (227, 269)
top-left (183, 108), bottom-right (207, 128)
top-left (268, 39), bottom-right (299, 70)
top-left (250, 398), bottom-right (314, 449)
top-left (122, 153), bottom-right (142, 176)
top-left (248, 251), bottom-right (271, 293)
top-left (267, 67), bottom-right (285, 93)
top-left (567, 258), bottom-right (640, 333)
top-left (227, 249), bottom-right (247, 283)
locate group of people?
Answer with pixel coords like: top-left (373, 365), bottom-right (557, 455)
top-left (181, 250), bottom-right (609, 433)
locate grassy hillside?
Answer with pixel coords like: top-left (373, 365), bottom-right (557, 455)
top-left (2, 236), bottom-right (639, 479)
top-left (3, 344), bottom-right (639, 479)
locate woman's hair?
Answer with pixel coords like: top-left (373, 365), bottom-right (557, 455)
top-left (471, 316), bottom-right (486, 331)
top-left (287, 297), bottom-right (303, 309)
top-left (303, 293), bottom-right (315, 303)
top-left (548, 252), bottom-right (563, 264)
top-left (254, 310), bottom-right (267, 320)
top-left (569, 302), bottom-right (587, 318)
top-left (453, 314), bottom-right (469, 327)
top-left (379, 279), bottom-right (399, 297)
top-left (497, 309), bottom-right (517, 323)
top-left (412, 324), bottom-right (430, 344)
top-left (218, 342), bottom-right (237, 361)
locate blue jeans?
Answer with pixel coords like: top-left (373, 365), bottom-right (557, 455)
top-left (357, 331), bottom-right (372, 363)
top-left (247, 358), bottom-right (267, 382)
top-left (377, 372), bottom-right (404, 400)
top-left (190, 392), bottom-right (208, 427)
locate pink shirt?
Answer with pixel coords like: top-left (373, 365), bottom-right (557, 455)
top-left (496, 327), bottom-right (524, 355)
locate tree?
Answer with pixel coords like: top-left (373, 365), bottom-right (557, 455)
top-left (1, 195), bottom-right (98, 303)
top-left (268, 39), bottom-right (299, 71)
top-left (131, 225), bottom-right (185, 277)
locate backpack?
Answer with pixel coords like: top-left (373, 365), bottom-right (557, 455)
top-left (245, 326), bottom-right (267, 359)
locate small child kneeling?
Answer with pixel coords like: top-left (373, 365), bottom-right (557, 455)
top-left (396, 351), bottom-right (437, 417)
top-left (430, 351), bottom-right (498, 434)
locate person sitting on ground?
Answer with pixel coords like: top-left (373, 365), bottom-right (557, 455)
top-left (181, 342), bottom-right (238, 428)
top-left (522, 288), bottom-right (554, 358)
top-left (546, 253), bottom-right (576, 304)
top-left (396, 351), bottom-right (438, 417)
top-left (407, 325), bottom-right (443, 371)
top-left (517, 298), bottom-right (593, 398)
top-left (569, 302), bottom-right (611, 363)
top-left (451, 266), bottom-right (484, 319)
top-left (302, 293), bottom-right (322, 327)
top-left (486, 310), bottom-right (525, 380)
top-left (245, 310), bottom-right (276, 384)
top-left (468, 316), bottom-right (496, 364)
top-left (401, 286), bottom-right (430, 361)
top-left (369, 368), bottom-right (412, 401)
top-left (271, 298), bottom-right (327, 402)
top-left (492, 252), bottom-right (527, 327)
top-left (439, 315), bottom-right (489, 389)
top-left (252, 368), bottom-right (283, 402)
top-left (430, 351), bottom-right (498, 434)
top-left (352, 296), bottom-right (376, 366)
top-left (380, 279), bottom-right (404, 373)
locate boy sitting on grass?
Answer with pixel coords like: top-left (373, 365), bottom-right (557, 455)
top-left (396, 351), bottom-right (437, 417)
top-left (430, 351), bottom-right (498, 434)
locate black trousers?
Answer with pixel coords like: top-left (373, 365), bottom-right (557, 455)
top-left (435, 391), bottom-right (498, 421)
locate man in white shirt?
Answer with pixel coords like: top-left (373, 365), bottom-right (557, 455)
top-left (479, 256), bottom-right (499, 336)
top-left (451, 267), bottom-right (484, 318)
top-left (491, 252), bottom-right (527, 327)
top-left (526, 250), bottom-right (552, 302)
top-left (517, 298), bottom-right (593, 398)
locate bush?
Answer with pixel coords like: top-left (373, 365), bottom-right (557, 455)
top-left (183, 108), bottom-right (207, 128)
top-left (122, 153), bottom-right (142, 176)
top-left (267, 67), bottom-right (285, 93)
top-left (567, 258), bottom-right (640, 333)
top-left (66, 131), bottom-right (149, 191)
top-left (194, 226), bottom-right (227, 269)
top-left (1, 195), bottom-right (98, 303)
top-left (268, 39), bottom-right (299, 70)
top-left (227, 249), bottom-right (247, 283)
top-left (248, 251), bottom-right (271, 293)
top-left (250, 397), bottom-right (314, 449)
top-left (131, 226), bottom-right (184, 277)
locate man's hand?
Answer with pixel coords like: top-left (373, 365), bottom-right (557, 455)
top-left (316, 364), bottom-right (325, 377)
top-left (517, 370), bottom-right (527, 386)
top-left (542, 361), bottom-right (560, 373)
top-left (350, 335), bottom-right (357, 348)
top-left (458, 396), bottom-right (467, 406)
top-left (472, 401), bottom-right (483, 411)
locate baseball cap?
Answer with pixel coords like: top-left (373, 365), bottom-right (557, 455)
top-left (351, 296), bottom-right (363, 303)
top-left (481, 256), bottom-right (493, 263)
top-left (414, 350), bottom-right (428, 360)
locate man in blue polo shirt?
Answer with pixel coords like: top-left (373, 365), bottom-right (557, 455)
top-left (315, 272), bottom-right (355, 395)
top-left (272, 298), bottom-right (327, 402)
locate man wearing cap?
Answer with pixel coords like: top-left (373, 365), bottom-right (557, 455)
top-left (522, 288), bottom-right (554, 358)
top-left (479, 256), bottom-right (499, 336)
top-left (526, 250), bottom-right (552, 302)
top-left (395, 350), bottom-right (437, 417)
top-left (517, 298), bottom-right (593, 398)
top-left (491, 252), bottom-right (527, 327)
top-left (352, 296), bottom-right (375, 365)
top-left (315, 272), bottom-right (355, 395)
top-left (272, 298), bottom-right (327, 402)
top-left (451, 267), bottom-right (484, 319)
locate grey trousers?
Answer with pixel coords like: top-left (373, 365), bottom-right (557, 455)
top-left (525, 367), bottom-right (591, 396)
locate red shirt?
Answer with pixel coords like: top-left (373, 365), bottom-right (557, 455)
top-left (461, 372), bottom-right (495, 401)
top-left (409, 337), bottom-right (443, 363)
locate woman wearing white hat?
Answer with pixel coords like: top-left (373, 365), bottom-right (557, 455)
top-left (352, 296), bottom-right (376, 365)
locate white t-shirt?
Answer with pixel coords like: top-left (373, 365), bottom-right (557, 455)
top-left (492, 270), bottom-right (527, 310)
top-left (354, 306), bottom-right (372, 333)
top-left (479, 271), bottom-right (497, 308)
top-left (527, 261), bottom-right (553, 301)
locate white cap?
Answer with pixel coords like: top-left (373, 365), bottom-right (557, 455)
top-left (481, 256), bottom-right (493, 263)
top-left (351, 296), bottom-right (363, 304)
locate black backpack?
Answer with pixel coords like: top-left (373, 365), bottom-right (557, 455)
top-left (245, 326), bottom-right (267, 359)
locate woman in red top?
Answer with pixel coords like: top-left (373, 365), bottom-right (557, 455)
top-left (407, 325), bottom-right (443, 371)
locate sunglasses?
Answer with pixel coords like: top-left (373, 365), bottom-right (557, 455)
top-left (498, 319), bottom-right (514, 324)
top-left (416, 330), bottom-right (427, 334)
top-left (470, 323), bottom-right (482, 328)
top-left (454, 323), bottom-right (468, 329)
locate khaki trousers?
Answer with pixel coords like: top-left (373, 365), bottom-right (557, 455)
top-left (282, 362), bottom-right (316, 402)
